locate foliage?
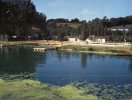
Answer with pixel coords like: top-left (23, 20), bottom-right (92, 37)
top-left (0, 72), bottom-right (35, 80)
top-left (47, 22), bottom-right (80, 40)
top-left (0, 78), bottom-right (132, 100)
top-left (47, 18), bottom-right (69, 23)
top-left (0, 79), bottom-right (97, 100)
top-left (80, 22), bottom-right (87, 40)
top-left (47, 18), bottom-right (80, 23)
top-left (74, 82), bottom-right (132, 100)
top-left (70, 18), bottom-right (80, 23)
top-left (0, 0), bottom-right (132, 41)
top-left (48, 16), bottom-right (132, 42)
top-left (0, 0), bottom-right (47, 40)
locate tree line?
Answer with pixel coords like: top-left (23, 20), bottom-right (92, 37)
top-left (48, 16), bottom-right (132, 42)
top-left (47, 16), bottom-right (132, 27)
top-left (0, 0), bottom-right (48, 40)
top-left (47, 18), bottom-right (83, 23)
top-left (0, 0), bottom-right (132, 42)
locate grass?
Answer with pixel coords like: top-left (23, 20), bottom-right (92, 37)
top-left (61, 45), bottom-right (132, 54)
top-left (0, 79), bottom-right (97, 100)
top-left (0, 73), bottom-right (132, 100)
top-left (0, 79), bottom-right (132, 100)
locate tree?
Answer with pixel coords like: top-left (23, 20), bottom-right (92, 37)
top-left (47, 18), bottom-right (69, 23)
top-left (80, 22), bottom-right (87, 40)
top-left (102, 16), bottom-right (109, 36)
top-left (0, 0), bottom-right (48, 40)
top-left (70, 18), bottom-right (80, 23)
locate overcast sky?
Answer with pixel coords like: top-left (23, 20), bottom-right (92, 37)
top-left (32, 0), bottom-right (132, 21)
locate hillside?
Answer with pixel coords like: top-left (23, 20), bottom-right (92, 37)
top-left (57, 23), bottom-right (81, 29)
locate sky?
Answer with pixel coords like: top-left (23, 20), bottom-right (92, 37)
top-left (32, 0), bottom-right (132, 21)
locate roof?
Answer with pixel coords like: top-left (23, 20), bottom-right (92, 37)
top-left (110, 25), bottom-right (132, 29)
top-left (108, 25), bottom-right (132, 32)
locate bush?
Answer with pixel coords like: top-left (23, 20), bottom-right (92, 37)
top-left (88, 47), bottom-right (95, 51)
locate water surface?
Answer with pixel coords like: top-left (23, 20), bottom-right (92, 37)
top-left (0, 47), bottom-right (132, 85)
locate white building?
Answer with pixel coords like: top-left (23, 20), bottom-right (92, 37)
top-left (68, 36), bottom-right (106, 44)
top-left (86, 36), bottom-right (106, 44)
top-left (68, 37), bottom-right (80, 42)
top-left (108, 25), bottom-right (130, 32)
top-left (97, 38), bottom-right (106, 43)
top-left (110, 28), bottom-right (129, 32)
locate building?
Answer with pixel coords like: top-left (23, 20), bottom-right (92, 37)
top-left (108, 25), bottom-right (131, 32)
top-left (68, 37), bottom-right (79, 42)
top-left (108, 25), bottom-right (132, 42)
top-left (86, 35), bottom-right (106, 44)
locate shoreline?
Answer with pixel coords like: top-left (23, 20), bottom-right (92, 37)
top-left (59, 44), bottom-right (132, 57)
top-left (59, 49), bottom-right (118, 54)
top-left (0, 40), bottom-right (131, 46)
top-left (0, 41), bottom-right (132, 56)
top-left (0, 78), bottom-right (132, 100)
top-left (59, 49), bottom-right (132, 58)
top-left (0, 79), bottom-right (97, 100)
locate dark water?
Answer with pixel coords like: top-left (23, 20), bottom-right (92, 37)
top-left (0, 47), bottom-right (132, 85)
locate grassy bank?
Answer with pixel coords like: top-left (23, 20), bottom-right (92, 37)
top-left (0, 41), bottom-right (38, 46)
top-left (60, 45), bottom-right (132, 54)
top-left (1, 41), bottom-right (131, 54)
top-left (0, 79), bottom-right (97, 100)
top-left (0, 73), bottom-right (132, 100)
top-left (0, 40), bottom-right (62, 46)
top-left (0, 79), bottom-right (132, 100)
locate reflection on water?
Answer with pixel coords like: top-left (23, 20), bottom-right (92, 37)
top-left (81, 53), bottom-right (88, 68)
top-left (129, 59), bottom-right (132, 71)
top-left (0, 47), bottom-right (46, 74)
top-left (0, 47), bottom-right (132, 85)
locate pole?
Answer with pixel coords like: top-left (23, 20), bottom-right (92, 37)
top-left (124, 31), bottom-right (127, 43)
